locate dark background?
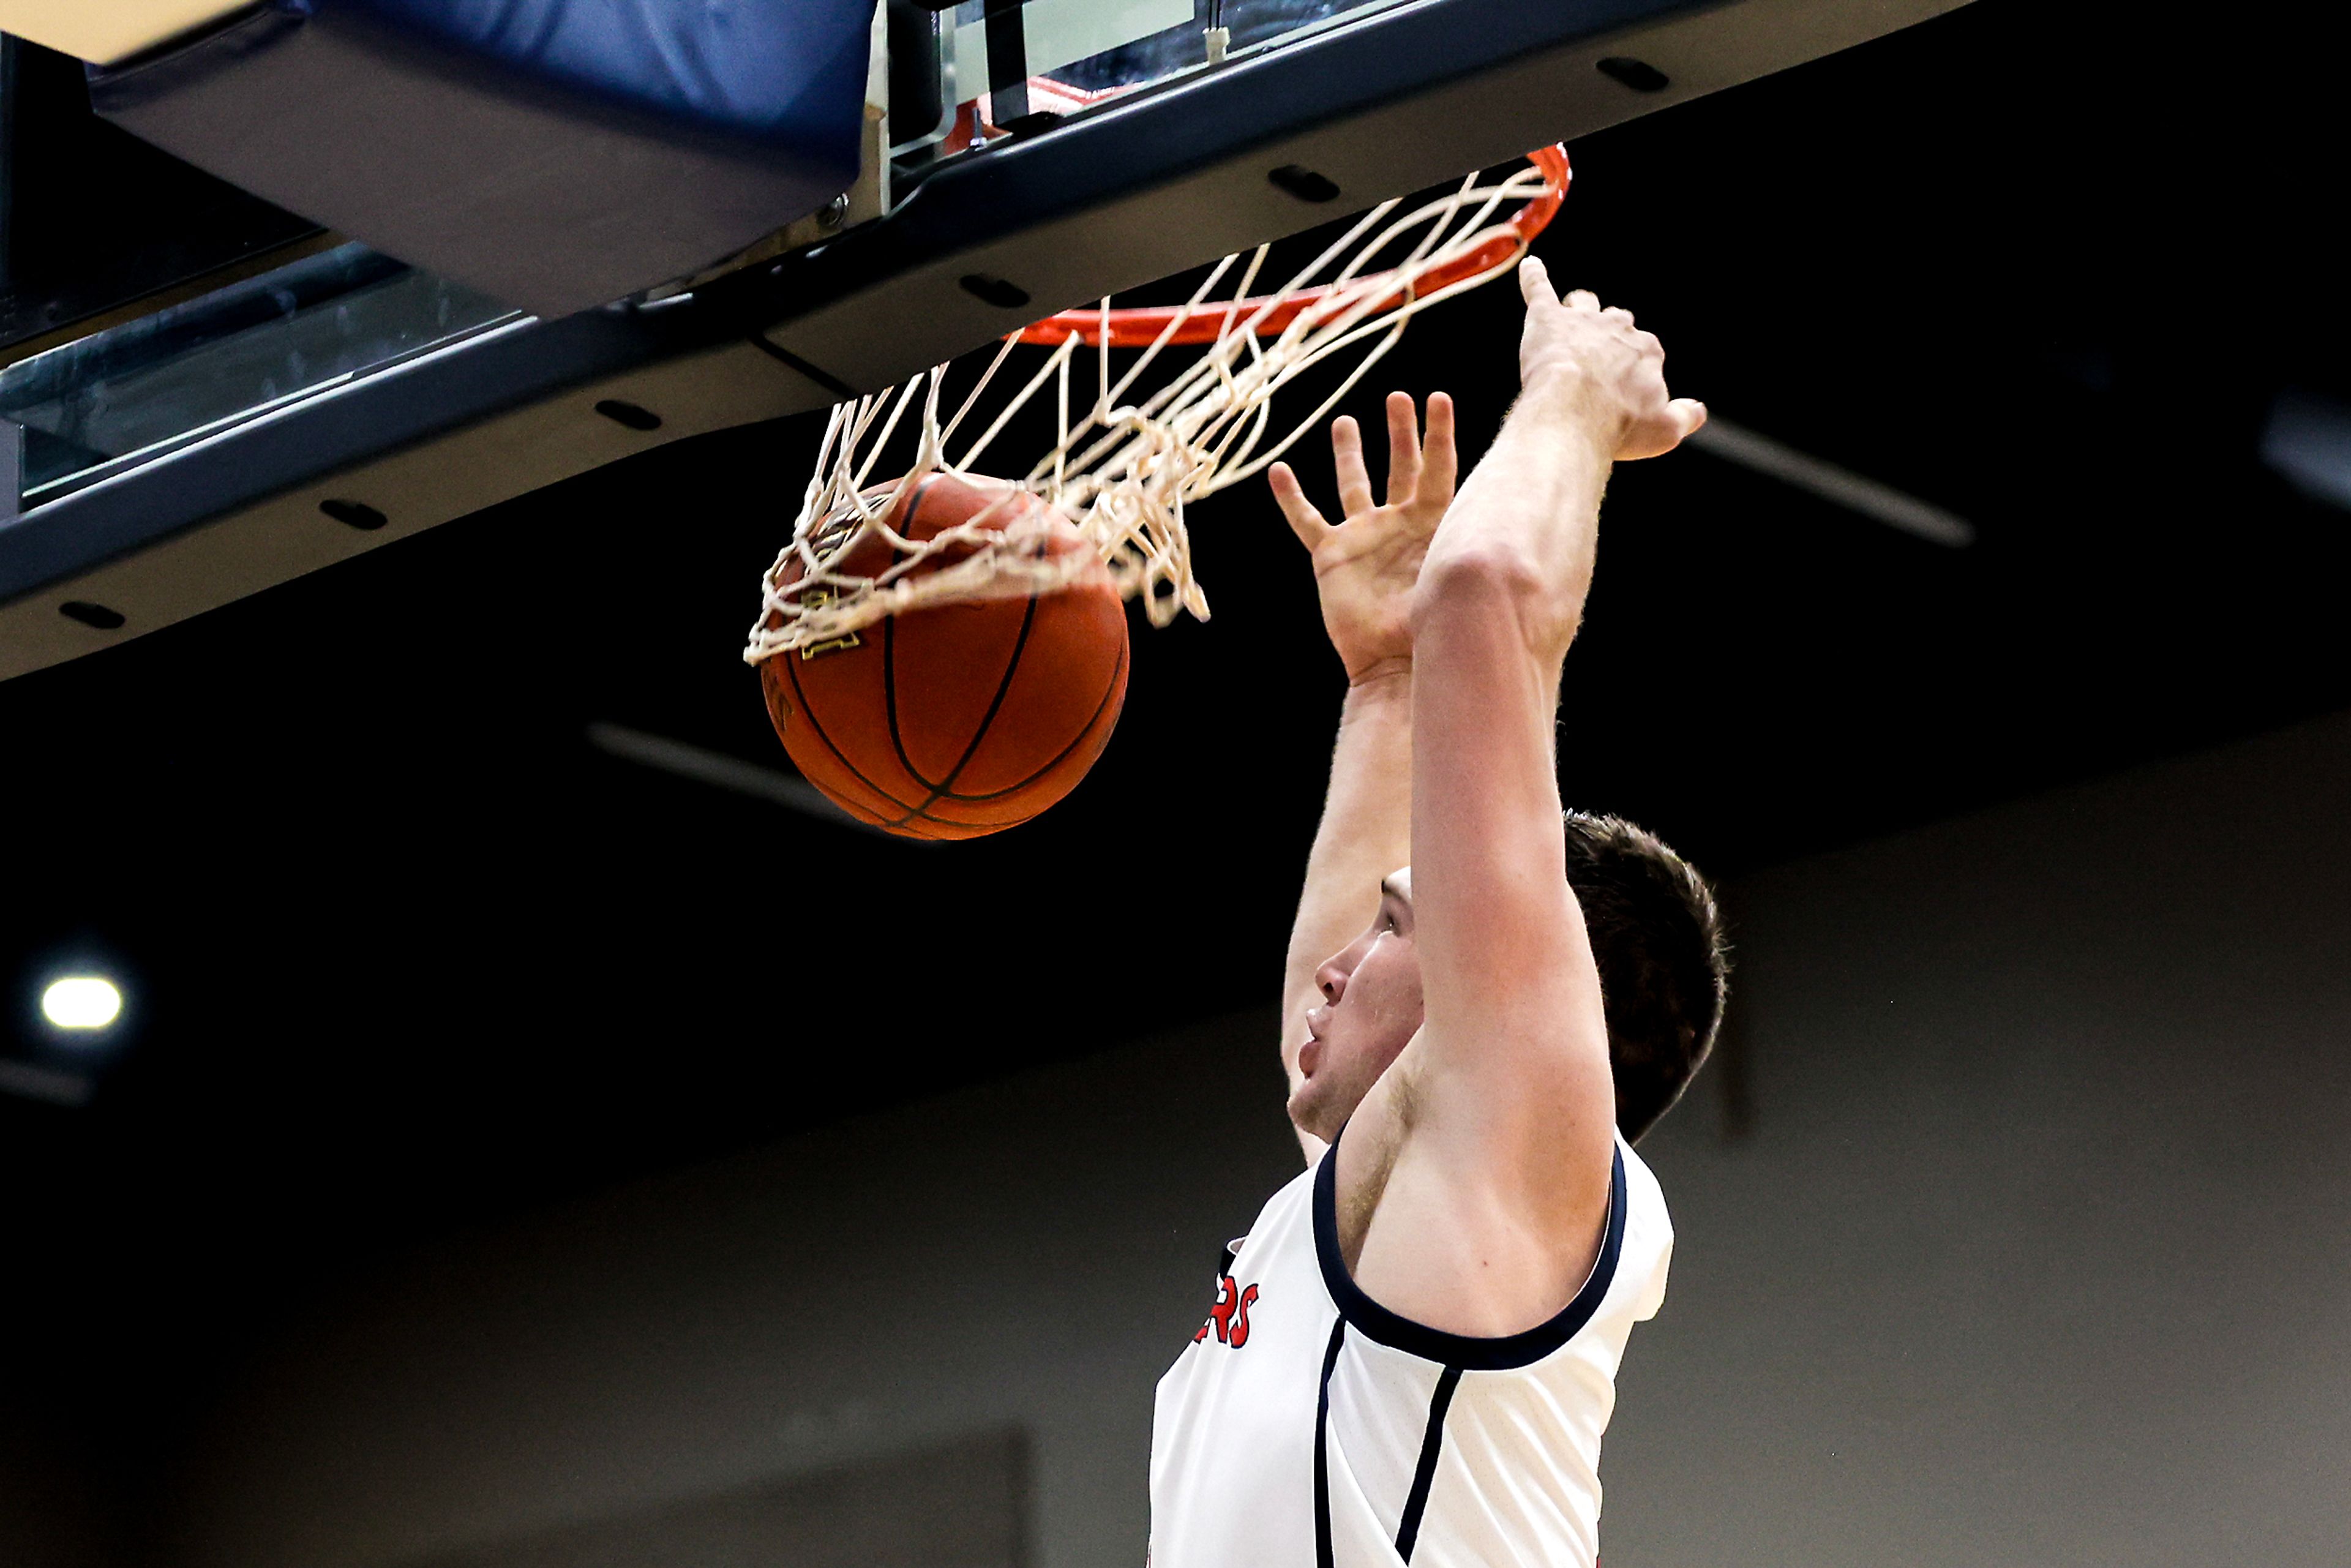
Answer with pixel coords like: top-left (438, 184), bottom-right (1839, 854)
top-left (2, 0), bottom-right (2344, 1545)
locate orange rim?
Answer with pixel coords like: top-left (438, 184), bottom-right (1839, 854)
top-left (1014, 145), bottom-right (1569, 348)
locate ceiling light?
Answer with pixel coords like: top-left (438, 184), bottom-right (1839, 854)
top-left (41, 977), bottom-right (123, 1031)
top-left (1685, 416), bottom-right (1977, 548)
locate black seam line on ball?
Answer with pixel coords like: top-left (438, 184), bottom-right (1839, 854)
top-left (784, 654), bottom-right (920, 821)
top-left (934, 628), bottom-right (1126, 802)
top-left (891, 801), bottom-right (984, 833)
top-left (879, 589), bottom-right (1038, 829)
top-left (878, 478), bottom-right (971, 801)
top-left (932, 588), bottom-right (1040, 798)
top-left (882, 612), bottom-right (929, 811)
top-left (873, 480), bottom-right (966, 828)
top-left (789, 472), bottom-right (946, 825)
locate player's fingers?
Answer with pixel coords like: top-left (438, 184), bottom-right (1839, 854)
top-left (1383, 391), bottom-right (1421, 506)
top-left (1670, 398), bottom-right (1708, 441)
top-left (1331, 415), bottom-right (1375, 516)
top-left (1267, 463), bottom-right (1329, 549)
top-left (1419, 392), bottom-right (1458, 503)
top-left (1564, 289), bottom-right (1601, 313)
top-left (1518, 255), bottom-right (1559, 309)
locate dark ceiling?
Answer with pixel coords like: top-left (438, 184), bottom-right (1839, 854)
top-left (2, 0), bottom-right (2346, 1510)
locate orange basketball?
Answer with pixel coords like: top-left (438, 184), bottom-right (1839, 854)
top-left (757, 474), bottom-right (1130, 839)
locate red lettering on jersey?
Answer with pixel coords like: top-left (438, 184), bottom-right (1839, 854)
top-left (1194, 1274), bottom-right (1261, 1349)
top-left (1229, 1283), bottom-right (1259, 1348)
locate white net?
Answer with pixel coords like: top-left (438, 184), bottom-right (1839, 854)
top-left (745, 152), bottom-right (1564, 665)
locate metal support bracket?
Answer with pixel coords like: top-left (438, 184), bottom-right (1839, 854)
top-left (982, 0), bottom-right (1030, 123)
top-left (2, 419), bottom-right (23, 530)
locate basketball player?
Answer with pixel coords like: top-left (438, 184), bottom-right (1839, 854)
top-left (1148, 258), bottom-right (1728, 1568)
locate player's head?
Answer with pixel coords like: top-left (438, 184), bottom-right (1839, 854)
top-left (1558, 811), bottom-right (1728, 1140)
top-left (1288, 813), bottom-right (1728, 1143)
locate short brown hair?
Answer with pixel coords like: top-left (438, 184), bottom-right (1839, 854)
top-left (1561, 811), bottom-right (1729, 1142)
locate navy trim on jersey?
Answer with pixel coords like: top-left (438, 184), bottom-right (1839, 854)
top-left (1311, 1130), bottom-right (1627, 1371)
top-left (1393, 1364), bottom-right (1462, 1561)
top-left (1312, 1319), bottom-right (1346, 1568)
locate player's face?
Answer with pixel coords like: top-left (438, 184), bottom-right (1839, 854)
top-left (1290, 868), bottom-right (1424, 1140)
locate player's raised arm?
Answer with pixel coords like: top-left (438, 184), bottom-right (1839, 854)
top-left (1404, 259), bottom-right (1705, 1224)
top-left (1269, 392), bottom-right (1457, 1163)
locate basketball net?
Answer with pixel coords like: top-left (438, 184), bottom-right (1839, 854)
top-left (744, 148), bottom-right (1568, 666)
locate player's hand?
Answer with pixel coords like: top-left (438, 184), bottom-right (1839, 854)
top-left (1269, 391), bottom-right (1458, 685)
top-left (1516, 257), bottom-right (1705, 462)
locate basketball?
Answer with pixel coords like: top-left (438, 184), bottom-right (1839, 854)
top-left (757, 474), bottom-right (1130, 839)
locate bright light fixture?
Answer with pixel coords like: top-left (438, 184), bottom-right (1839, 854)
top-left (42, 977), bottom-right (123, 1031)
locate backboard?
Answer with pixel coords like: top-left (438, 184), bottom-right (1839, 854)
top-left (0, 0), bottom-right (1974, 681)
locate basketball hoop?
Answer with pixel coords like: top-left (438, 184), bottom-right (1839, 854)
top-left (746, 147), bottom-right (1569, 666)
top-left (1015, 146), bottom-right (1569, 350)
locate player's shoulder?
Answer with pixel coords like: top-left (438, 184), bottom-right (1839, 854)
top-left (1615, 1130), bottom-right (1672, 1229)
top-left (1611, 1130), bottom-right (1675, 1322)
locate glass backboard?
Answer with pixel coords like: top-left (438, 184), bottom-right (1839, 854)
top-left (891, 1), bottom-right (1414, 160)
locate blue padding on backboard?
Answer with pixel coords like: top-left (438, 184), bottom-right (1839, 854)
top-left (88, 0), bottom-right (869, 316)
top-left (342, 0), bottom-right (871, 145)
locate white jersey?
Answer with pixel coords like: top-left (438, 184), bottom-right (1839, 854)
top-left (1150, 1130), bottom-right (1672, 1568)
